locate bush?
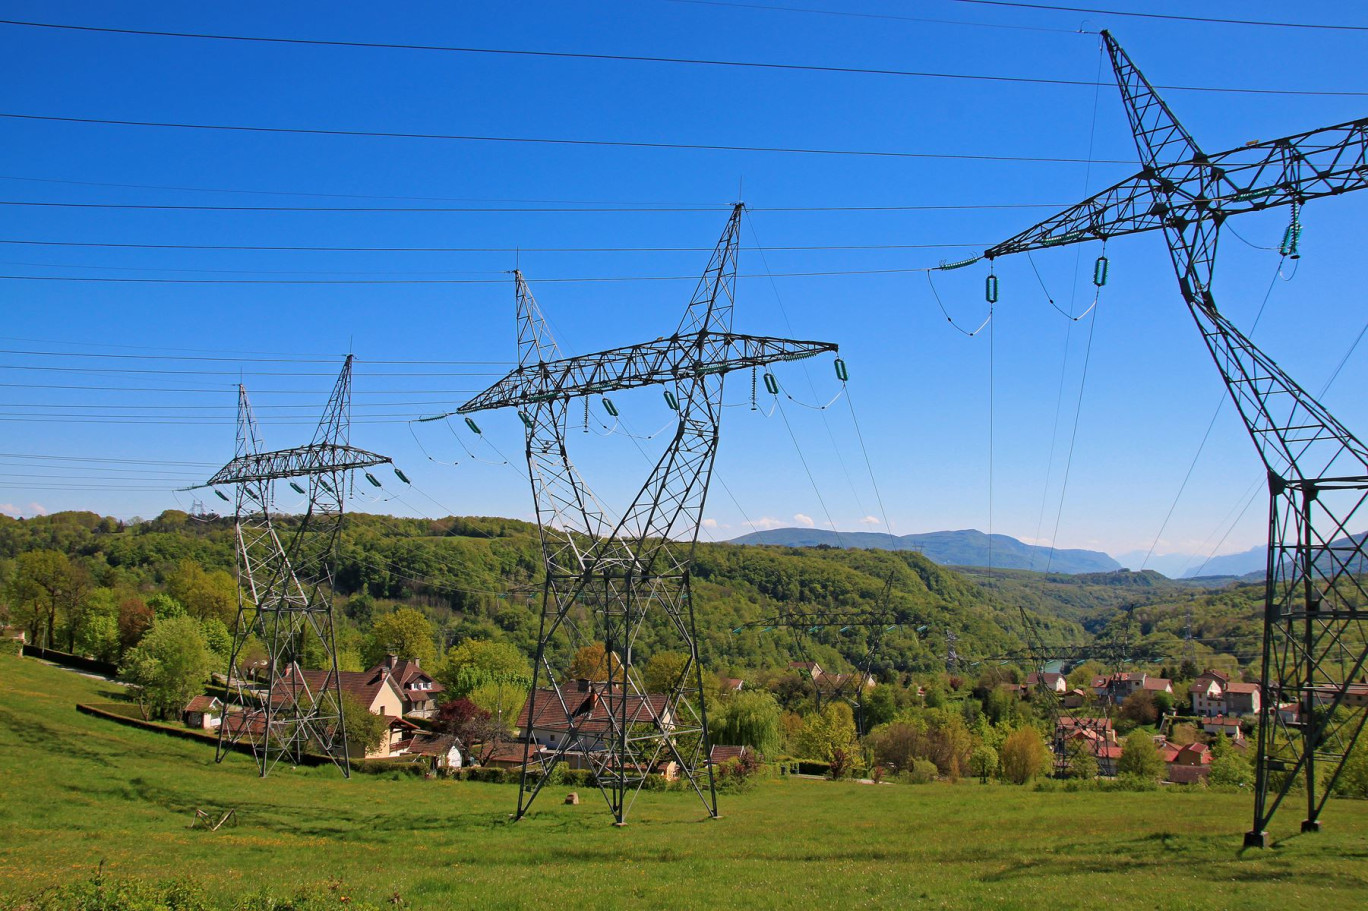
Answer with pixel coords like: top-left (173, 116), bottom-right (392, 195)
top-left (795, 759), bottom-right (831, 777)
top-left (906, 759), bottom-right (938, 784)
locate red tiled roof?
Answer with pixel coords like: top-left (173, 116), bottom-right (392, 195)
top-left (709, 744), bottom-right (749, 764)
top-left (407, 732), bottom-right (459, 757)
top-left (480, 741), bottom-right (542, 764)
top-left (1225, 682), bottom-right (1260, 694)
top-left (517, 686), bottom-right (670, 735)
top-left (278, 665), bottom-right (403, 709)
top-left (1142, 678), bottom-right (1173, 691)
top-left (184, 695), bottom-right (221, 714)
top-left (718, 677), bottom-right (744, 692)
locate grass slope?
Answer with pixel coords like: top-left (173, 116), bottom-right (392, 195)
top-left (2, 654), bottom-right (1368, 910)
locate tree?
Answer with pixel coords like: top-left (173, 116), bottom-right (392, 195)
top-left (6, 550), bottom-right (90, 649)
top-left (165, 559), bottom-right (237, 626)
top-left (362, 607), bottom-right (437, 667)
top-left (1065, 740), bottom-right (1099, 780)
top-left (1117, 730), bottom-right (1165, 781)
top-left (642, 650), bottom-right (690, 695)
top-left (711, 690), bottom-right (782, 758)
top-left (117, 597), bottom-right (154, 652)
top-left (119, 615), bottom-right (213, 720)
top-left (971, 743), bottom-right (998, 783)
top-left (567, 642), bottom-right (620, 682)
top-left (999, 727), bottom-right (1049, 784)
top-left (797, 702), bottom-right (858, 765)
top-left (1120, 689), bottom-right (1158, 726)
top-left (468, 681), bottom-right (527, 736)
top-left (340, 693), bottom-right (388, 757)
top-left (1208, 744), bottom-right (1253, 789)
top-left (436, 697), bottom-right (501, 761)
top-left (437, 638), bottom-right (531, 699)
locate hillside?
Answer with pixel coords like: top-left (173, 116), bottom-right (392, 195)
top-left (0, 510), bottom-right (1080, 680)
top-left (3, 653), bottom-right (1368, 910)
top-left (727, 527), bottom-right (1122, 575)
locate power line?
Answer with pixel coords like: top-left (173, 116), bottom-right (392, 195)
top-left (666, 0), bottom-right (1091, 34)
top-left (0, 237), bottom-right (992, 253)
top-left (0, 113), bottom-right (1139, 163)
top-left (0, 347), bottom-right (506, 366)
top-left (2, 17), bottom-right (1360, 95)
top-left (0, 267), bottom-right (932, 285)
top-left (947, 0), bottom-right (1368, 32)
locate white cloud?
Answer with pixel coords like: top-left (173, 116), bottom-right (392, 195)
top-left (0, 504), bottom-right (19, 517)
top-left (701, 518), bottom-right (719, 529)
top-left (859, 515), bottom-right (880, 525)
top-left (27, 502), bottom-right (47, 516)
top-left (793, 513), bottom-right (815, 528)
top-left (751, 516), bottom-right (788, 530)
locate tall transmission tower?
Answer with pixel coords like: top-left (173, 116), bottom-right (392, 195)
top-left (199, 355), bottom-right (391, 777)
top-left (459, 203), bottom-right (839, 824)
top-left (983, 32), bottom-right (1368, 845)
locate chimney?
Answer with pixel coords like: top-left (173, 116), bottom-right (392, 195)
top-left (576, 678), bottom-right (591, 692)
top-left (385, 653), bottom-right (397, 669)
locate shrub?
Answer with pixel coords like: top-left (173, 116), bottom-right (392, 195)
top-left (906, 759), bottom-right (938, 784)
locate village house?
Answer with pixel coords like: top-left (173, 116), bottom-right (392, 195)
top-left (366, 654), bottom-right (444, 719)
top-left (1091, 672), bottom-right (1173, 704)
top-left (1025, 672), bottom-right (1067, 694)
top-left (1163, 740), bottom-right (1213, 784)
top-left (1188, 669), bottom-right (1260, 717)
top-left (515, 680), bottom-right (680, 779)
top-left (718, 677), bottom-right (745, 693)
top-left (1056, 715), bottom-right (1121, 775)
top-left (406, 731), bottom-right (463, 773)
top-left (281, 664), bottom-right (412, 759)
top-left (182, 695), bottom-right (223, 730)
top-left (709, 744), bottom-right (752, 765)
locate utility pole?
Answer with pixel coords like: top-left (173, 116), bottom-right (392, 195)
top-left (460, 204), bottom-right (839, 824)
top-left (200, 356), bottom-right (391, 777)
top-left (983, 32), bottom-right (1368, 844)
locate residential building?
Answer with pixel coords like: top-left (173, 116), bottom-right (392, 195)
top-left (1025, 672), bottom-right (1067, 694)
top-left (182, 695), bottom-right (222, 730)
top-left (366, 654), bottom-right (444, 718)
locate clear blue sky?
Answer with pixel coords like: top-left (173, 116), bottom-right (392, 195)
top-left (2, 1), bottom-right (1365, 571)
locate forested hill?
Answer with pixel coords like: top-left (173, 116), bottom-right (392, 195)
top-left (728, 528), bottom-right (1122, 575)
top-left (0, 509), bottom-right (1097, 678)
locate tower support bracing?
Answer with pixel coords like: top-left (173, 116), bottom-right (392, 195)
top-left (460, 204), bottom-right (839, 823)
top-left (199, 355), bottom-right (391, 777)
top-left (985, 33), bottom-right (1368, 842)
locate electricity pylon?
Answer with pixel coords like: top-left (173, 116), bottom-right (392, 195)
top-left (200, 355), bottom-right (391, 777)
top-left (460, 203), bottom-right (839, 824)
top-left (733, 573), bottom-right (906, 733)
top-left (984, 32), bottom-right (1368, 844)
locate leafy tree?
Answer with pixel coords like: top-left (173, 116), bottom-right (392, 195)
top-left (73, 587), bottom-right (120, 661)
top-left (340, 693), bottom-right (389, 757)
top-left (147, 593), bottom-right (186, 621)
top-left (6, 550), bottom-right (91, 649)
top-left (1117, 730), bottom-right (1164, 781)
top-left (971, 743), bottom-right (998, 783)
top-left (437, 638), bottom-right (531, 699)
top-left (999, 727), bottom-right (1049, 784)
top-left (711, 690), bottom-right (782, 758)
top-left (199, 617), bottom-right (233, 663)
top-left (860, 682), bottom-right (898, 730)
top-left (468, 681), bottom-right (527, 735)
top-left (165, 559), bottom-right (237, 626)
top-left (642, 650), bottom-right (691, 695)
top-left (117, 597), bottom-right (154, 652)
top-left (119, 615), bottom-right (213, 720)
top-left (362, 607), bottom-right (436, 667)
top-left (1208, 746), bottom-right (1253, 789)
top-left (1065, 740), bottom-right (1099, 780)
top-left (567, 642), bottom-right (620, 682)
top-left (797, 702), bottom-right (858, 764)
top-left (436, 697), bottom-right (502, 761)
top-left (1121, 689), bottom-right (1158, 726)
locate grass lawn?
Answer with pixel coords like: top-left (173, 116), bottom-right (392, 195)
top-left (2, 652), bottom-right (1367, 909)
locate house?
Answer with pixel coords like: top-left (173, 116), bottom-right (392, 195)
top-left (709, 744), bottom-right (752, 765)
top-left (516, 680), bottom-right (674, 756)
top-left (1308, 682), bottom-right (1368, 709)
top-left (1025, 672), bottom-right (1067, 694)
top-left (789, 661), bottom-right (823, 680)
top-left (406, 731), bottom-right (463, 772)
top-left (1166, 741), bottom-right (1213, 784)
top-left (1057, 716), bottom-right (1121, 776)
top-left (279, 664), bottom-right (410, 758)
top-left (1189, 670), bottom-right (1231, 716)
top-left (718, 677), bottom-right (744, 693)
top-left (1063, 688), bottom-right (1089, 709)
top-left (182, 695), bottom-right (223, 730)
top-left (366, 654), bottom-right (445, 718)
top-left (1201, 715), bottom-right (1244, 740)
top-left (1092, 672), bottom-right (1172, 703)
top-left (479, 741), bottom-right (544, 770)
top-left (1, 625), bottom-right (25, 645)
top-left (1223, 681), bottom-right (1261, 715)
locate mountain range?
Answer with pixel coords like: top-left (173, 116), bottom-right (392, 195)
top-left (727, 528), bottom-right (1122, 575)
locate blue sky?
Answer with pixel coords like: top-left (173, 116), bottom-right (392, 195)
top-left (1, 1), bottom-right (1365, 569)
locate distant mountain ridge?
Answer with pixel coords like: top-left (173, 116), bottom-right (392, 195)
top-left (727, 528), bottom-right (1122, 575)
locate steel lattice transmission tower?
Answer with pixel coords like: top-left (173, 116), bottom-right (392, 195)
top-left (984, 32), bottom-right (1368, 844)
top-left (460, 204), bottom-right (839, 824)
top-left (200, 355), bottom-right (391, 777)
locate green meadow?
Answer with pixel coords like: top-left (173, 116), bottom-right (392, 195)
top-left (2, 652), bottom-right (1367, 910)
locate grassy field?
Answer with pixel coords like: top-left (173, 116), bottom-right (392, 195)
top-left (2, 653), bottom-right (1367, 910)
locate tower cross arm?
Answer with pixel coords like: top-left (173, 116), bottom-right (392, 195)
top-left (985, 117), bottom-right (1368, 259)
top-left (458, 331), bottom-right (838, 413)
top-left (202, 443), bottom-right (391, 486)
